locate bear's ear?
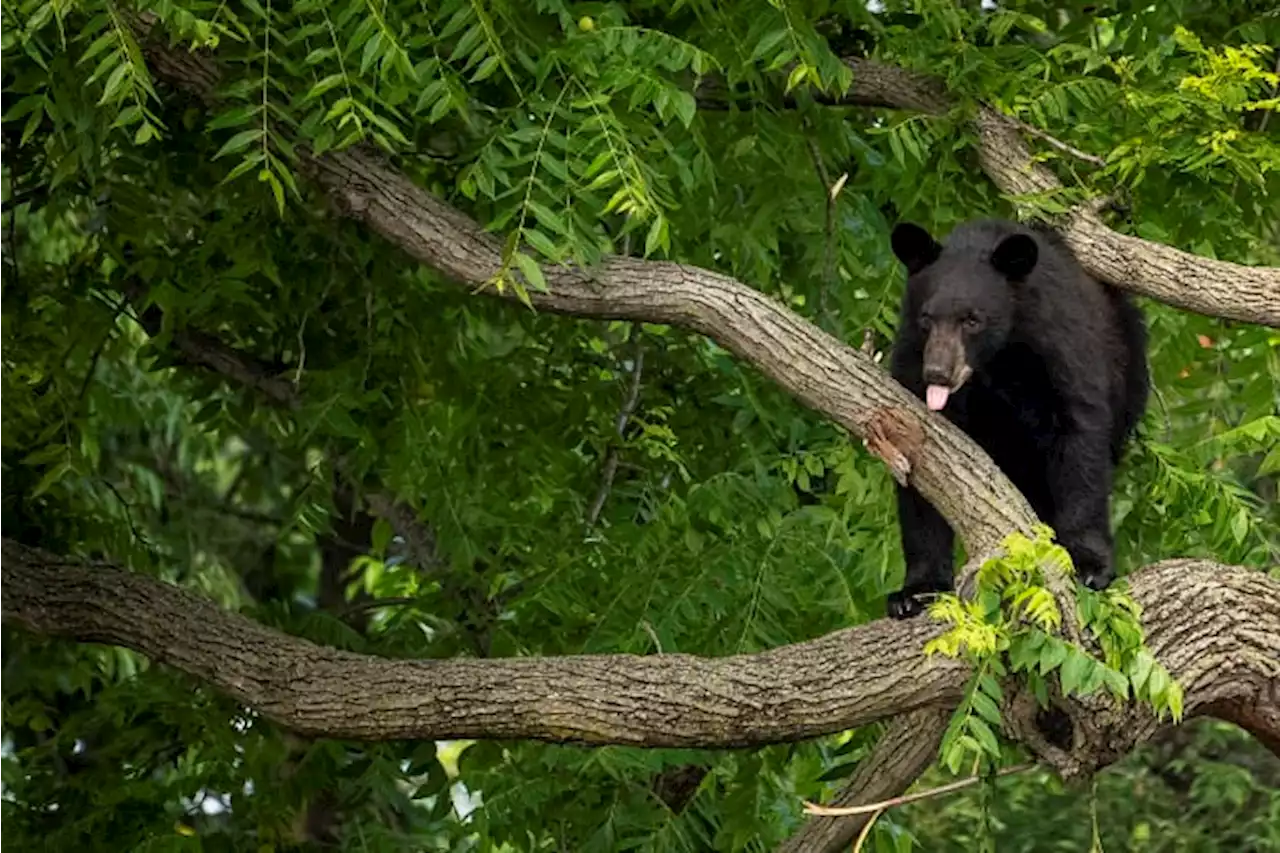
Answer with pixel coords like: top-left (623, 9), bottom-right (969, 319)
top-left (991, 233), bottom-right (1038, 280)
top-left (891, 223), bottom-right (942, 275)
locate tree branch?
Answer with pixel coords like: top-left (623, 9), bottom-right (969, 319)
top-left (1, 538), bottom-right (966, 745)
top-left (700, 56), bottom-right (1280, 326)
top-left (856, 62), bottom-right (1278, 325)
top-left (4, 540), bottom-right (1277, 758)
top-left (586, 324), bottom-right (645, 528)
top-left (777, 710), bottom-right (950, 853)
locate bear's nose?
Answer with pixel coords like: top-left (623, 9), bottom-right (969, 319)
top-left (922, 365), bottom-right (952, 386)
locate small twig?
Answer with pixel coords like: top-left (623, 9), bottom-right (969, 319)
top-left (802, 763), bottom-right (1033, 817)
top-left (77, 295), bottom-right (132, 403)
top-left (293, 278), bottom-right (334, 388)
top-left (641, 620), bottom-right (663, 654)
top-left (1008, 114), bottom-right (1107, 167)
top-left (97, 477), bottom-right (152, 549)
top-left (336, 595), bottom-right (418, 620)
top-left (804, 135), bottom-right (841, 332)
top-left (851, 807), bottom-right (885, 852)
top-left (1, 184), bottom-right (46, 214)
top-left (1255, 54), bottom-right (1279, 134)
top-left (585, 324), bottom-right (645, 528)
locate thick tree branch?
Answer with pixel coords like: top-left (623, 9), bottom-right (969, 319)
top-left (4, 540), bottom-right (1277, 757)
top-left (1, 538), bottom-right (967, 745)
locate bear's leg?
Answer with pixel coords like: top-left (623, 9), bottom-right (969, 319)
top-left (1046, 428), bottom-right (1116, 589)
top-left (888, 484), bottom-right (955, 619)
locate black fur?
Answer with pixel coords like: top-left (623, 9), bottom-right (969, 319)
top-left (886, 218), bottom-right (1149, 619)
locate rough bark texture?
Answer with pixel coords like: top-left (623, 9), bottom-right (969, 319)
top-left (2, 539), bottom-right (966, 745)
top-left (5, 540), bottom-right (1277, 758)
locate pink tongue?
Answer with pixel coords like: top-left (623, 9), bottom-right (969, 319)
top-left (926, 384), bottom-right (950, 411)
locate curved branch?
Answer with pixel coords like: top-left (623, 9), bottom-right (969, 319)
top-left (969, 109), bottom-right (1280, 326)
top-left (306, 146), bottom-right (1036, 556)
top-left (1, 539), bottom-right (966, 745)
top-left (3, 540), bottom-right (1277, 754)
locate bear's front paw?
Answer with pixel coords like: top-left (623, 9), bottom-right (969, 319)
top-left (886, 590), bottom-right (926, 619)
top-left (886, 589), bottom-right (934, 619)
top-left (1071, 547), bottom-right (1114, 591)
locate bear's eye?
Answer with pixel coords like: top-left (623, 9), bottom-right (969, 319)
top-left (919, 313), bottom-right (933, 331)
top-left (963, 315), bottom-right (983, 330)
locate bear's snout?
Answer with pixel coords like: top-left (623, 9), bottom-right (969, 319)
top-left (921, 325), bottom-right (971, 392)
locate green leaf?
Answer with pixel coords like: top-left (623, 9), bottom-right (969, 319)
top-left (303, 74), bottom-right (347, 104)
top-left (751, 29), bottom-right (788, 61)
top-left (644, 215), bottom-right (668, 257)
top-left (261, 168), bottom-right (286, 213)
top-left (513, 252), bottom-right (548, 293)
top-left (208, 104), bottom-right (262, 130)
top-left (1129, 649), bottom-right (1156, 694)
top-left (471, 55), bottom-right (501, 82)
top-left (1059, 649), bottom-right (1090, 696)
top-left (971, 689), bottom-right (1003, 726)
top-left (98, 60), bottom-right (131, 106)
top-left (524, 229), bottom-right (558, 260)
top-left (1229, 508), bottom-right (1248, 544)
top-left (1038, 638), bottom-right (1069, 674)
top-left (371, 517), bottom-right (394, 556)
top-left (672, 90), bottom-right (696, 127)
top-left (214, 128), bottom-right (265, 160)
top-left (968, 716), bottom-right (1001, 758)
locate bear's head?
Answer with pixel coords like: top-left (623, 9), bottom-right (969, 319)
top-left (891, 222), bottom-right (1038, 411)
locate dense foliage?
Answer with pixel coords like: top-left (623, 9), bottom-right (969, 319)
top-left (3, 0), bottom-right (1278, 850)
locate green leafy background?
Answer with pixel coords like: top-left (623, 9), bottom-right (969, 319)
top-left (3, 0), bottom-right (1278, 850)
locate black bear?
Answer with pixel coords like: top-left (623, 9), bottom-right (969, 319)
top-left (885, 218), bottom-right (1149, 619)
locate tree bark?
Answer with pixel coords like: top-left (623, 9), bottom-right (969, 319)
top-left (1, 539), bottom-right (965, 745)
top-left (5, 540), bottom-right (1277, 759)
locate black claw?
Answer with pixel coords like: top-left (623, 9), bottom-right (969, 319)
top-left (886, 591), bottom-right (927, 619)
top-left (1080, 569), bottom-right (1114, 591)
